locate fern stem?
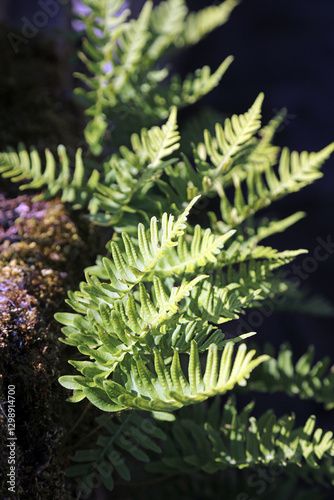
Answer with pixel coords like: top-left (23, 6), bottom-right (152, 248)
top-left (62, 402), bottom-right (92, 446)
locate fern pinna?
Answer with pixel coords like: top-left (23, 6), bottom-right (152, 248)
top-left (1, 0), bottom-right (334, 498)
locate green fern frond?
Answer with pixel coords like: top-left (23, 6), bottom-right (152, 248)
top-left (153, 93), bottom-right (266, 211)
top-left (87, 196), bottom-right (200, 295)
top-left (0, 143), bottom-right (100, 210)
top-left (59, 342), bottom-right (268, 415)
top-left (148, 0), bottom-right (188, 59)
top-left (166, 58), bottom-right (234, 108)
top-left (147, 398), bottom-right (334, 478)
top-left (201, 93), bottom-right (264, 175)
top-left (66, 410), bottom-right (167, 494)
top-left (181, 0), bottom-right (240, 46)
top-left (75, 0), bottom-right (235, 154)
top-left (216, 143), bottom-right (334, 229)
top-left (113, 1), bottom-right (153, 91)
top-left (91, 108), bottom-right (181, 225)
top-left (99, 341), bottom-right (268, 416)
top-left (245, 343), bottom-right (334, 410)
top-left (154, 224), bottom-right (235, 276)
top-left (131, 106), bottom-right (180, 168)
top-left (185, 279), bottom-right (262, 325)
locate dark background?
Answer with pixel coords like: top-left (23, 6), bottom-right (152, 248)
top-left (1, 0), bottom-right (334, 423)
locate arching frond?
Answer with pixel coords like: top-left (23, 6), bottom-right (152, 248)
top-left (155, 224), bottom-right (235, 276)
top-left (202, 93), bottom-right (264, 175)
top-left (148, 0), bottom-right (188, 59)
top-left (100, 342), bottom-right (269, 416)
top-left (93, 108), bottom-right (181, 224)
top-left (0, 144), bottom-right (100, 211)
top-left (167, 58), bottom-right (234, 107)
top-left (181, 0), bottom-right (240, 46)
top-left (69, 197), bottom-right (200, 306)
top-left (74, 0), bottom-right (235, 155)
top-left (113, 1), bottom-right (153, 91)
top-left (245, 343), bottom-right (334, 410)
top-left (216, 143), bottom-right (334, 229)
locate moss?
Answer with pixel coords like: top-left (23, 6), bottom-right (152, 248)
top-left (0, 194), bottom-right (98, 500)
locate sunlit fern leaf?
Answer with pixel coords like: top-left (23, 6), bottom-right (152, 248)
top-left (113, 1), bottom-right (153, 91)
top-left (87, 196), bottom-right (200, 295)
top-left (101, 341), bottom-right (269, 415)
top-left (131, 106), bottom-right (180, 169)
top-left (91, 108), bottom-right (181, 223)
top-left (75, 0), bottom-right (131, 154)
top-left (62, 196), bottom-right (201, 315)
top-left (0, 143), bottom-right (100, 211)
top-left (56, 274), bottom-right (207, 367)
top-left (148, 0), bottom-right (188, 59)
top-left (83, 0), bottom-right (128, 30)
top-left (74, 0), bottom-right (235, 155)
top-left (166, 321), bottom-right (256, 353)
top-left (166, 57), bottom-right (234, 108)
top-left (155, 224), bottom-right (235, 276)
top-left (236, 108), bottom-right (287, 174)
top-left (222, 240), bottom-right (308, 269)
top-left (185, 279), bottom-right (262, 325)
top-left (181, 0), bottom-right (240, 46)
top-left (217, 143), bottom-right (334, 229)
top-left (156, 100), bottom-right (287, 213)
top-left (199, 93), bottom-right (264, 176)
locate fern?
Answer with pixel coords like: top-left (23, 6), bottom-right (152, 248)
top-left (66, 411), bottom-right (167, 495)
top-left (181, 0), bottom-right (240, 46)
top-left (1, 1), bottom-right (333, 498)
top-left (73, 0), bottom-right (237, 154)
top-left (245, 343), bottom-right (334, 410)
top-left (203, 92), bottom-right (264, 175)
top-left (147, 398), bottom-right (334, 481)
top-left (0, 144), bottom-right (100, 211)
top-left (215, 143), bottom-right (334, 230)
top-left (101, 342), bottom-right (269, 416)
